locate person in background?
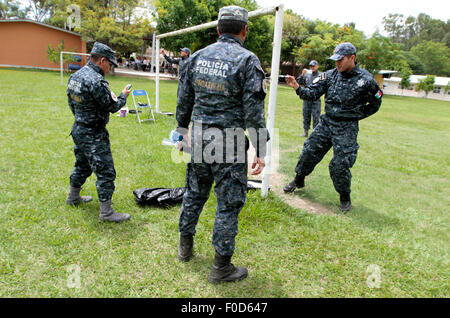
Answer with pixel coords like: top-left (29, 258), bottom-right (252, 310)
top-left (296, 60), bottom-right (322, 137)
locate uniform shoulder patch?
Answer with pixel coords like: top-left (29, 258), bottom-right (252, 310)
top-left (375, 90), bottom-right (383, 99)
top-left (262, 78), bottom-right (268, 93)
top-left (111, 91), bottom-right (118, 102)
top-left (313, 73), bottom-right (326, 84)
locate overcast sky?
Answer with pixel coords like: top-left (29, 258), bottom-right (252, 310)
top-left (256, 0), bottom-right (449, 37)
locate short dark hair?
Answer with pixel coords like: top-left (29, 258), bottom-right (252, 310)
top-left (89, 53), bottom-right (103, 62)
top-left (218, 20), bottom-right (246, 35)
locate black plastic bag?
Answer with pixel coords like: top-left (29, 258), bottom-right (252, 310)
top-left (133, 187), bottom-right (185, 207)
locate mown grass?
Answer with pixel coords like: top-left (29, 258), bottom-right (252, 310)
top-left (0, 68), bottom-right (448, 297)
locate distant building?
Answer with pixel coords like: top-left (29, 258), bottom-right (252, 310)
top-left (0, 19), bottom-right (86, 70)
top-left (383, 75), bottom-right (450, 102)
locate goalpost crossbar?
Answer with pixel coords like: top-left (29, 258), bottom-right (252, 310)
top-left (60, 51), bottom-right (90, 86)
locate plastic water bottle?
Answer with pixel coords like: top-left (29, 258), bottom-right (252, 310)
top-left (162, 138), bottom-right (175, 147)
top-left (169, 130), bottom-right (183, 143)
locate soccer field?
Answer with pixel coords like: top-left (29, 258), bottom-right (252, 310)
top-left (0, 68), bottom-right (448, 297)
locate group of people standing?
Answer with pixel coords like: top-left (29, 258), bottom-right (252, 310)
top-left (65, 5), bottom-right (382, 284)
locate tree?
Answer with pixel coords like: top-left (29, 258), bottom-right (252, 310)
top-left (358, 32), bottom-right (409, 75)
top-left (404, 51), bottom-right (425, 75)
top-left (294, 21), bottom-right (366, 72)
top-left (382, 13), bottom-right (405, 43)
top-left (278, 10), bottom-right (305, 73)
top-left (399, 67), bottom-right (412, 92)
top-left (415, 75), bottom-right (435, 97)
top-left (0, 0), bottom-right (27, 19)
top-left (444, 82), bottom-right (450, 94)
top-left (48, 0), bottom-right (155, 57)
top-left (382, 12), bottom-right (450, 50)
top-left (27, 0), bottom-right (57, 22)
top-left (46, 39), bottom-right (77, 69)
top-left (0, 0), bottom-right (60, 22)
top-left (410, 41), bottom-right (450, 76)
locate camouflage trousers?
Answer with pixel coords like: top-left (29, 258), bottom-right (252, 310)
top-left (295, 115), bottom-right (359, 195)
top-left (179, 128), bottom-right (248, 256)
top-left (69, 125), bottom-right (116, 202)
top-left (302, 100), bottom-right (321, 130)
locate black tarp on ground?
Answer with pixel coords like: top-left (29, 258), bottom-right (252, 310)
top-left (133, 181), bottom-right (268, 207)
top-left (133, 187), bottom-right (185, 207)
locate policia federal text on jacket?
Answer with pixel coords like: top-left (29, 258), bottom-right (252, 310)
top-left (175, 5), bottom-right (268, 284)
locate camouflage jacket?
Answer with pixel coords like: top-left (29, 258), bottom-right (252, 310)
top-left (296, 70), bottom-right (322, 103)
top-left (296, 63), bottom-right (382, 121)
top-left (297, 70), bottom-right (321, 87)
top-left (67, 61), bottom-right (127, 128)
top-left (164, 54), bottom-right (189, 68)
top-left (176, 34), bottom-right (268, 155)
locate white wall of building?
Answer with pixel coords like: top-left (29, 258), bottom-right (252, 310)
top-left (383, 75), bottom-right (450, 102)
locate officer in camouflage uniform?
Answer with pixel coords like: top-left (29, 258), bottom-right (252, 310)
top-left (161, 48), bottom-right (192, 101)
top-left (162, 47), bottom-right (191, 71)
top-left (296, 60), bottom-right (322, 137)
top-left (66, 42), bottom-right (132, 223)
top-left (176, 5), bottom-right (268, 284)
top-left (283, 42), bottom-right (383, 212)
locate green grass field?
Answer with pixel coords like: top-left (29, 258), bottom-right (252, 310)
top-left (0, 68), bottom-right (448, 297)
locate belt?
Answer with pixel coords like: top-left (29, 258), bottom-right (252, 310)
top-left (75, 122), bottom-right (105, 130)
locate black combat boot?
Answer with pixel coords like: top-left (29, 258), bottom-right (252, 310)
top-left (178, 234), bottom-right (194, 262)
top-left (339, 192), bottom-right (351, 212)
top-left (99, 200), bottom-right (130, 223)
top-left (283, 174), bottom-right (305, 193)
top-left (300, 129), bottom-right (309, 137)
top-left (208, 252), bottom-right (248, 284)
top-left (66, 186), bottom-right (93, 206)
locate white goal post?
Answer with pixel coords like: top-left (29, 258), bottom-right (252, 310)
top-left (154, 4), bottom-right (284, 197)
top-left (60, 51), bottom-right (90, 86)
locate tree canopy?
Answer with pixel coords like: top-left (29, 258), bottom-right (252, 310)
top-left (154, 0), bottom-right (272, 66)
top-left (383, 13), bottom-right (450, 76)
top-left (2, 1), bottom-right (448, 76)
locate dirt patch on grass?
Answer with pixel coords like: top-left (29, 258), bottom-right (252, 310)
top-left (269, 172), bottom-right (334, 215)
top-left (247, 146), bottom-right (334, 215)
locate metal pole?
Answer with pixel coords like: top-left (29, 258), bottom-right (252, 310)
top-left (262, 5), bottom-right (284, 197)
top-left (150, 32), bottom-right (156, 73)
top-left (155, 38), bottom-right (160, 113)
top-left (156, 6), bottom-right (278, 40)
top-left (60, 51), bottom-right (63, 86)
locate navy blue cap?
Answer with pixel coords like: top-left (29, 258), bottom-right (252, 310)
top-left (309, 60), bottom-right (318, 66)
top-left (329, 42), bottom-right (357, 61)
top-left (180, 47), bottom-right (191, 56)
top-left (218, 5), bottom-right (248, 23)
top-left (91, 42), bottom-right (118, 67)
